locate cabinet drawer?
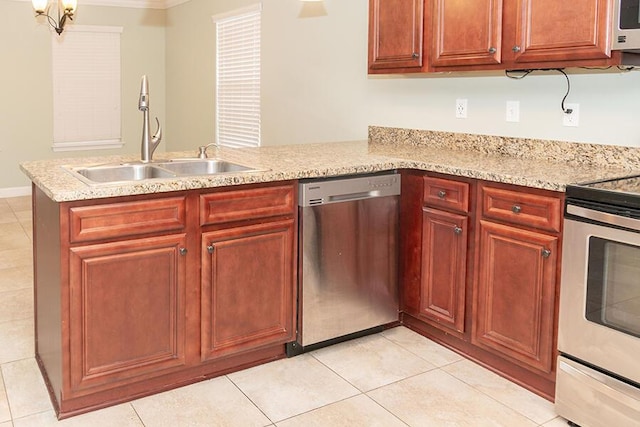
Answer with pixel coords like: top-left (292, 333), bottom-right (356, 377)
top-left (481, 185), bottom-right (562, 232)
top-left (69, 197), bottom-right (187, 243)
top-left (200, 184), bottom-right (295, 226)
top-left (423, 177), bottom-right (470, 213)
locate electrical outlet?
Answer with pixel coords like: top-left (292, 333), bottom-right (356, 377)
top-left (506, 101), bottom-right (520, 122)
top-left (455, 99), bottom-right (468, 119)
top-left (563, 103), bottom-right (580, 127)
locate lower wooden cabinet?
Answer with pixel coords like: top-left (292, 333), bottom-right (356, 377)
top-left (400, 172), bottom-right (563, 400)
top-left (33, 182), bottom-right (297, 418)
top-left (68, 234), bottom-right (188, 394)
top-left (419, 207), bottom-right (468, 335)
top-left (473, 220), bottom-right (558, 374)
top-left (201, 220), bottom-right (295, 361)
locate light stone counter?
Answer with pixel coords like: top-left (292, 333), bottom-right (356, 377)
top-left (20, 127), bottom-right (640, 202)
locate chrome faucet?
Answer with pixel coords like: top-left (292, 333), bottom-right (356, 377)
top-left (138, 75), bottom-right (162, 162)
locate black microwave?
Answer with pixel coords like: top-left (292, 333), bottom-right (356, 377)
top-left (613, 0), bottom-right (640, 51)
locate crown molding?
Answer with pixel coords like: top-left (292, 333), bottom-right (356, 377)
top-left (13, 0), bottom-right (192, 9)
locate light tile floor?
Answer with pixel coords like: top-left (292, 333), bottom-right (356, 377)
top-left (0, 195), bottom-right (570, 426)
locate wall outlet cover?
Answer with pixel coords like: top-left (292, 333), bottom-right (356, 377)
top-left (506, 101), bottom-right (520, 122)
top-left (563, 103), bottom-right (580, 127)
top-left (456, 99), bottom-right (468, 119)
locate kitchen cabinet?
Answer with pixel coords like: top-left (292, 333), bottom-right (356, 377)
top-left (33, 181), bottom-right (297, 418)
top-left (371, 0), bottom-right (621, 73)
top-left (473, 220), bottom-right (558, 374)
top-left (68, 234), bottom-right (188, 394)
top-left (368, 0), bottom-right (426, 73)
top-left (201, 220), bottom-right (295, 361)
top-left (472, 183), bottom-right (561, 375)
top-left (430, 0), bottom-right (503, 67)
top-left (418, 177), bottom-right (471, 336)
top-left (400, 172), bottom-right (563, 400)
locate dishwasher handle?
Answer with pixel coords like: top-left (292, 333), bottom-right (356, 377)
top-left (328, 190), bottom-right (382, 203)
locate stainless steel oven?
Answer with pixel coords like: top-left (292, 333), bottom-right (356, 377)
top-left (556, 176), bottom-right (640, 427)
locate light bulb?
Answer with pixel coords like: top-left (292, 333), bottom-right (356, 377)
top-left (32, 0), bottom-right (48, 14)
top-left (62, 0), bottom-right (77, 12)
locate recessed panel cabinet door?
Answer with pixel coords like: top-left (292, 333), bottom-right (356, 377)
top-left (420, 208), bottom-right (468, 335)
top-left (369, 0), bottom-right (424, 71)
top-left (473, 220), bottom-right (557, 374)
top-left (201, 220), bottom-right (295, 361)
top-left (68, 234), bottom-right (188, 395)
top-left (431, 0), bottom-right (503, 67)
top-left (510, 0), bottom-right (612, 63)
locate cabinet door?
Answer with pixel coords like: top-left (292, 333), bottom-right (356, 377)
top-left (431, 0), bottom-right (502, 67)
top-left (201, 220), bottom-right (295, 361)
top-left (509, 0), bottom-right (612, 64)
top-left (473, 220), bottom-right (557, 374)
top-left (420, 208), bottom-right (468, 334)
top-left (68, 234), bottom-right (188, 395)
top-left (368, 0), bottom-right (424, 72)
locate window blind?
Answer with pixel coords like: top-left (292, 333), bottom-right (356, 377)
top-left (51, 25), bottom-right (123, 152)
top-left (214, 4), bottom-right (261, 148)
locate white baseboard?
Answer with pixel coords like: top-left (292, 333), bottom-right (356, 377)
top-left (0, 186), bottom-right (32, 198)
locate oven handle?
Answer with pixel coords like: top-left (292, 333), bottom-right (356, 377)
top-left (567, 204), bottom-right (640, 232)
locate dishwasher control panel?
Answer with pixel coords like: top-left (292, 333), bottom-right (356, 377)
top-left (299, 173), bottom-right (401, 207)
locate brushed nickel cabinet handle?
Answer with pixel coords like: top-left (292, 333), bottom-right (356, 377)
top-left (454, 226), bottom-right (463, 235)
top-left (207, 245), bottom-right (215, 254)
top-left (512, 205), bottom-right (522, 214)
top-left (179, 247), bottom-right (188, 256)
top-left (512, 45), bottom-right (521, 53)
top-left (542, 249), bottom-right (551, 258)
top-left (412, 52), bottom-right (419, 59)
top-left (488, 47), bottom-right (497, 54)
top-left (438, 190), bottom-right (447, 199)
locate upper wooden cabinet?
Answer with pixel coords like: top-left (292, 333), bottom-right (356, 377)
top-left (370, 0), bottom-right (621, 73)
top-left (501, 0), bottom-right (615, 67)
top-left (431, 0), bottom-right (503, 67)
top-left (368, 0), bottom-right (425, 73)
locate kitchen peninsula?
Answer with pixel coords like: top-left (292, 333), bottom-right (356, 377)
top-left (20, 127), bottom-right (640, 418)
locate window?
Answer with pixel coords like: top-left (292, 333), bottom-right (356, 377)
top-left (214, 4), bottom-right (261, 148)
top-left (51, 25), bottom-right (123, 152)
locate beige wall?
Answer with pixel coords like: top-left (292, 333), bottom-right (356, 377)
top-left (4, 0), bottom-right (640, 191)
top-left (0, 0), bottom-right (165, 190)
top-left (166, 0), bottom-right (640, 152)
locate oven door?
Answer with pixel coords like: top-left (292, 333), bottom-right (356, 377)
top-left (559, 204), bottom-right (640, 385)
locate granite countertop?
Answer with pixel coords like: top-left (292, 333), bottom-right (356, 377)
top-left (20, 128), bottom-right (640, 202)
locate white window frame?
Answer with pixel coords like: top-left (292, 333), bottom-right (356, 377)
top-left (51, 25), bottom-right (123, 152)
top-left (213, 4), bottom-right (262, 148)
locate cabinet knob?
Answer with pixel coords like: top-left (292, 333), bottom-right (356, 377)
top-left (412, 52), bottom-right (419, 59)
top-left (207, 245), bottom-right (215, 254)
top-left (454, 226), bottom-right (463, 235)
top-left (541, 249), bottom-right (551, 258)
top-left (437, 190), bottom-right (447, 199)
top-left (512, 45), bottom-right (521, 53)
top-left (488, 47), bottom-right (497, 54)
top-left (179, 247), bottom-right (188, 256)
top-left (511, 205), bottom-right (522, 214)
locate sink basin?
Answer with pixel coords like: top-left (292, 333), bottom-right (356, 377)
top-left (65, 159), bottom-right (261, 185)
top-left (160, 159), bottom-right (254, 175)
top-left (73, 163), bottom-right (175, 183)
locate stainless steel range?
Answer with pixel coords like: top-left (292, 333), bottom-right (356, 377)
top-left (557, 175), bottom-right (640, 427)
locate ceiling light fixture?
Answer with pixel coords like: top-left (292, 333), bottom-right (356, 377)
top-left (32, 0), bottom-right (77, 35)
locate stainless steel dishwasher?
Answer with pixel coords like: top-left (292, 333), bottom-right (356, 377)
top-left (287, 173), bottom-right (401, 355)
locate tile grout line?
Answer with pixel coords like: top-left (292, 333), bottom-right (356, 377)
top-left (0, 366), bottom-right (14, 425)
top-left (225, 374), bottom-right (278, 426)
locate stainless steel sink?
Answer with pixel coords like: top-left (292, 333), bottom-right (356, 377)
top-left (65, 159), bottom-right (261, 185)
top-left (160, 159), bottom-right (254, 175)
top-left (73, 163), bottom-right (175, 183)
